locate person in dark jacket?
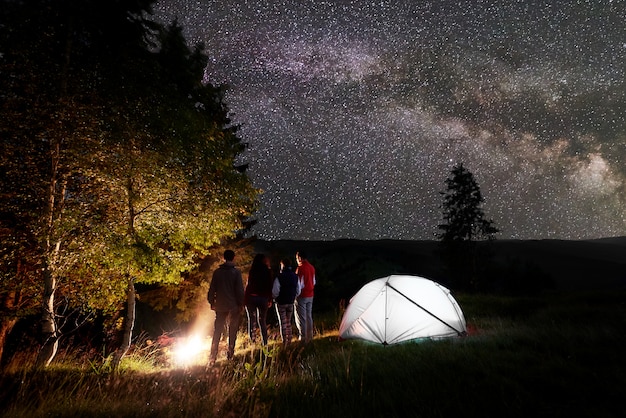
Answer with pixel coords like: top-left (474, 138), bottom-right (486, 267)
top-left (244, 253), bottom-right (274, 345)
top-left (207, 250), bottom-right (244, 364)
top-left (272, 258), bottom-right (300, 345)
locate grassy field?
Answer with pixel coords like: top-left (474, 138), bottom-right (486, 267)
top-left (1, 290), bottom-right (625, 417)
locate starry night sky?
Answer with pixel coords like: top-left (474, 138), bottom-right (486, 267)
top-left (154, 0), bottom-right (626, 241)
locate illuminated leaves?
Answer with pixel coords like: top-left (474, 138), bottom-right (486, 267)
top-left (0, 1), bottom-right (259, 343)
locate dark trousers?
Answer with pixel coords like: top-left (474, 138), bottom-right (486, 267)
top-left (246, 295), bottom-right (269, 345)
top-left (210, 307), bottom-right (241, 361)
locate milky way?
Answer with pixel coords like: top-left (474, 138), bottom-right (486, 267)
top-left (154, 0), bottom-right (626, 241)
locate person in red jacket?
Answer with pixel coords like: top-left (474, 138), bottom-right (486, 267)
top-left (294, 251), bottom-right (315, 343)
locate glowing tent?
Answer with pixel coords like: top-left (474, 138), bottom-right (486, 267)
top-left (339, 275), bottom-right (467, 345)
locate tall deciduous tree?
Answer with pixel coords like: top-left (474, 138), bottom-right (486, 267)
top-left (0, 1), bottom-right (259, 367)
top-left (98, 20), bottom-right (259, 369)
top-left (1, 0), bottom-right (115, 366)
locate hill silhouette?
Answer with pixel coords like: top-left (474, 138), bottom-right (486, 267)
top-left (256, 237), bottom-right (626, 303)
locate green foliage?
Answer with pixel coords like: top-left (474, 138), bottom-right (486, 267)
top-left (91, 19), bottom-right (259, 289)
top-left (0, 0), bottom-right (259, 363)
top-left (240, 345), bottom-right (277, 381)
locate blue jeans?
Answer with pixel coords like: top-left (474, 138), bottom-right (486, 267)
top-left (295, 297), bottom-right (314, 343)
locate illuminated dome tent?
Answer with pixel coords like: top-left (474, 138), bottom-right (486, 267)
top-left (339, 275), bottom-right (467, 345)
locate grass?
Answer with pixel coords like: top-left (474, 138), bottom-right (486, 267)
top-left (1, 290), bottom-right (625, 417)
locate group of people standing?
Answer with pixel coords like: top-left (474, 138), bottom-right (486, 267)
top-left (206, 249), bottom-right (315, 364)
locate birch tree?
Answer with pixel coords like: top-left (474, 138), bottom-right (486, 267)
top-left (1, 1), bottom-right (258, 367)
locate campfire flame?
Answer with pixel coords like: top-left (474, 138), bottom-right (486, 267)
top-left (171, 334), bottom-right (209, 367)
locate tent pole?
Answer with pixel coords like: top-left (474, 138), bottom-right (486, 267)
top-left (383, 281), bottom-right (388, 345)
top-left (386, 283), bottom-right (465, 336)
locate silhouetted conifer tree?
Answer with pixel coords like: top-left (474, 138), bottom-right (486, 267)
top-left (438, 163), bottom-right (498, 291)
top-left (438, 163), bottom-right (498, 242)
